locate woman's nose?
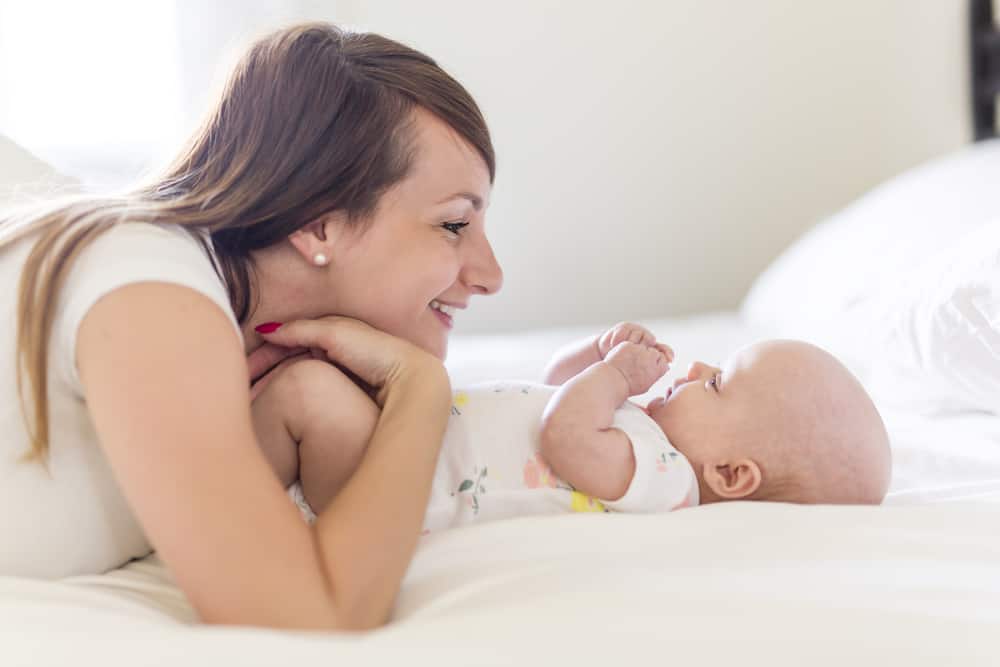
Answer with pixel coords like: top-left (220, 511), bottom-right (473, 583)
top-left (464, 234), bottom-right (503, 295)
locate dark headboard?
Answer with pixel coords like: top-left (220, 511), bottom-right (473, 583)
top-left (972, 0), bottom-right (1000, 140)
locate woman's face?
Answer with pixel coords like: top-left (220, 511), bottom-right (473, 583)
top-left (314, 108), bottom-right (503, 359)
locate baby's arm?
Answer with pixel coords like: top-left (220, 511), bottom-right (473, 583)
top-left (252, 359), bottom-right (379, 514)
top-left (540, 342), bottom-right (670, 500)
top-left (543, 322), bottom-right (664, 385)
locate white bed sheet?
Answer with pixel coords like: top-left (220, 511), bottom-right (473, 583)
top-left (1, 310), bottom-right (998, 665)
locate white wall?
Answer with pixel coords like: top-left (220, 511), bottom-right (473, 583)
top-left (330, 0), bottom-right (970, 333)
top-left (0, 1), bottom-right (973, 333)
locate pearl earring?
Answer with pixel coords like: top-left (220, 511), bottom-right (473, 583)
top-left (313, 253), bottom-right (329, 267)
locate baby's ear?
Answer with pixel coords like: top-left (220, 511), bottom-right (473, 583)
top-left (702, 459), bottom-right (762, 500)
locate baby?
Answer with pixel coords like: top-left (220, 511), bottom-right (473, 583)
top-left (251, 322), bottom-right (892, 530)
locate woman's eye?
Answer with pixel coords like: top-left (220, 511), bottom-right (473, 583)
top-left (442, 221), bottom-right (469, 235)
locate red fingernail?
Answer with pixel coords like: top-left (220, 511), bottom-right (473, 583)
top-left (255, 322), bottom-right (283, 334)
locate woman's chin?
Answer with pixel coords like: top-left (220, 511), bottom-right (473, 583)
top-left (412, 330), bottom-right (448, 361)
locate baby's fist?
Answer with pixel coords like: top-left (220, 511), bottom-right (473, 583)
top-left (604, 341), bottom-right (671, 396)
top-left (598, 322), bottom-right (657, 358)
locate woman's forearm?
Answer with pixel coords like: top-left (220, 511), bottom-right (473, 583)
top-left (312, 361), bottom-right (451, 630)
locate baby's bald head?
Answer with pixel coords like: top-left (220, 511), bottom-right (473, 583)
top-left (650, 340), bottom-right (891, 505)
top-left (744, 341), bottom-right (891, 505)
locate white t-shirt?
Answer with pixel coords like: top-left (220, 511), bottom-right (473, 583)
top-left (0, 222), bottom-right (240, 579)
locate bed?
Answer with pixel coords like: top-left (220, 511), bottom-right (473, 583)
top-left (3, 8), bottom-right (1000, 666)
top-left (1, 309), bottom-right (998, 664)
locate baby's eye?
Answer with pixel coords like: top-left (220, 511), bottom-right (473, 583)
top-left (441, 221), bottom-right (469, 236)
top-left (708, 374), bottom-right (720, 392)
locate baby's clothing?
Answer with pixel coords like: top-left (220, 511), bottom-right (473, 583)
top-left (290, 381), bottom-right (699, 532)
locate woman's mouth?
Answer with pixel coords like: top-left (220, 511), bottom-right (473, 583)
top-left (430, 299), bottom-right (456, 329)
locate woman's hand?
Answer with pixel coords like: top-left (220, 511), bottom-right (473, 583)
top-left (256, 317), bottom-right (448, 407)
top-left (260, 317), bottom-right (452, 627)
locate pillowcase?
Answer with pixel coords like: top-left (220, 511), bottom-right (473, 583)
top-left (868, 222), bottom-right (1000, 416)
top-left (740, 139), bottom-right (1000, 380)
top-left (0, 134), bottom-right (76, 207)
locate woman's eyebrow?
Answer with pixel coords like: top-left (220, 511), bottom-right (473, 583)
top-left (436, 192), bottom-right (483, 210)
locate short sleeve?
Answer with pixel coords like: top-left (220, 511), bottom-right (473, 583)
top-left (600, 402), bottom-right (700, 512)
top-left (53, 222), bottom-right (242, 394)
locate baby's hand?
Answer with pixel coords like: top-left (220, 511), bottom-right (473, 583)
top-left (597, 322), bottom-right (674, 363)
top-left (604, 341), bottom-right (671, 396)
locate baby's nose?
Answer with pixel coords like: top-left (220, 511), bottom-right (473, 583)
top-left (687, 361), bottom-right (716, 382)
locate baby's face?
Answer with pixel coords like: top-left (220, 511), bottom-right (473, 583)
top-left (645, 339), bottom-right (891, 505)
top-left (644, 342), bottom-right (780, 473)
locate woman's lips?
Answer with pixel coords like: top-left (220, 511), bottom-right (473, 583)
top-left (431, 307), bottom-right (453, 329)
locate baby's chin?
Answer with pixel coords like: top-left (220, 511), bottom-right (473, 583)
top-left (645, 394), bottom-right (671, 417)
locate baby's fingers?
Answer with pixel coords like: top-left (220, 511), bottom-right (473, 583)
top-left (649, 348), bottom-right (670, 377)
top-left (654, 342), bottom-right (675, 364)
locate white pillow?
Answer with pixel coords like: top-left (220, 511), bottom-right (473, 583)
top-left (868, 222), bottom-right (1000, 415)
top-left (741, 139), bottom-right (1000, 379)
top-left (0, 134), bottom-right (76, 207)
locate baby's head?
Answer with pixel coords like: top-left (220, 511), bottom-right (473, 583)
top-left (645, 340), bottom-right (890, 505)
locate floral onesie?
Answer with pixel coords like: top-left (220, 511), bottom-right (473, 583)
top-left (290, 381), bottom-right (699, 532)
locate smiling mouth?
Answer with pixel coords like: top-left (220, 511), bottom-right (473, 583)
top-left (429, 299), bottom-right (456, 316)
top-left (429, 303), bottom-right (453, 329)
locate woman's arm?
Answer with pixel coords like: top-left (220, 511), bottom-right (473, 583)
top-left (78, 283), bottom-right (449, 630)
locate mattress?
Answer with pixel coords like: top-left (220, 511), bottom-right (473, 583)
top-left (1, 311), bottom-right (998, 665)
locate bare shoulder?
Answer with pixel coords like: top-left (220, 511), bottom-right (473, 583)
top-left (76, 282), bottom-right (336, 627)
top-left (77, 282), bottom-right (245, 402)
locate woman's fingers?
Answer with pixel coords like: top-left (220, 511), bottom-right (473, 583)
top-left (257, 317), bottom-right (431, 398)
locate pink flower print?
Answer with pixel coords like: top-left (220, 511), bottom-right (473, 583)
top-left (523, 453), bottom-right (558, 489)
top-left (674, 488), bottom-right (698, 510)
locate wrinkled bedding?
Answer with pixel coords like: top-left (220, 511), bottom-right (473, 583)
top-left (1, 311), bottom-right (998, 666)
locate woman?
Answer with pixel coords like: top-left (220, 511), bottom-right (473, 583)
top-left (0, 23), bottom-right (502, 630)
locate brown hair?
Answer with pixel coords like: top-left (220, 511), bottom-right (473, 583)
top-left (0, 22), bottom-right (494, 461)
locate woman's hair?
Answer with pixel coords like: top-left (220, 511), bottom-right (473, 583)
top-left (0, 22), bottom-right (494, 461)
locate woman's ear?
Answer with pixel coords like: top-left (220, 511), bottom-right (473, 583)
top-left (288, 212), bottom-right (345, 267)
top-left (702, 458), bottom-right (762, 500)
